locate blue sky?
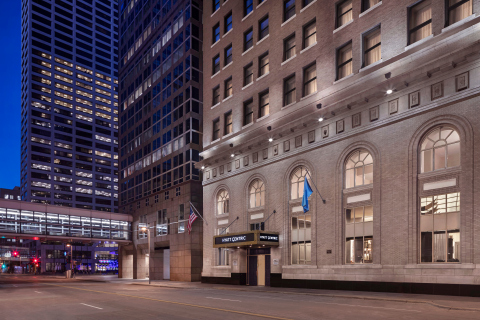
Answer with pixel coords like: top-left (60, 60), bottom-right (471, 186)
top-left (0, 2), bottom-right (21, 189)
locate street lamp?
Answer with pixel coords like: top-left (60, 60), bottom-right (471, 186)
top-left (141, 227), bottom-right (151, 285)
top-left (66, 244), bottom-right (73, 276)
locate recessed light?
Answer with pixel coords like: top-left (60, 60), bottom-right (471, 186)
top-left (231, 154), bottom-right (234, 157)
top-left (201, 166), bottom-right (205, 170)
top-left (386, 89), bottom-right (393, 94)
top-left (268, 138), bottom-right (273, 142)
top-left (318, 117), bottom-right (324, 122)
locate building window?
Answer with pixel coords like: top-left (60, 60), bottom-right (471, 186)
top-left (213, 23), bottom-right (220, 44)
top-left (176, 187), bottom-right (181, 196)
top-left (420, 193), bottom-right (460, 262)
top-left (259, 15), bottom-right (269, 40)
top-left (164, 191), bottom-right (169, 200)
top-left (408, 0), bottom-right (432, 45)
top-left (250, 223), bottom-right (265, 231)
top-left (284, 0), bottom-right (296, 22)
top-left (446, 0), bottom-right (472, 26)
top-left (224, 44), bottom-right (233, 65)
top-left (217, 189), bottom-right (229, 215)
top-left (216, 248), bottom-right (230, 265)
top-left (259, 90), bottom-right (269, 118)
top-left (213, 118), bottom-right (220, 140)
top-left (244, 28), bottom-right (254, 52)
top-left (224, 111), bottom-right (233, 134)
top-left (259, 52), bottom-right (269, 76)
top-left (362, 0), bottom-right (381, 12)
top-left (213, 0), bottom-right (220, 12)
top-left (284, 74), bottom-right (296, 106)
top-left (345, 150), bottom-right (373, 189)
top-left (303, 63), bottom-right (317, 96)
top-left (157, 209), bottom-right (168, 236)
top-left (303, 0), bottom-right (315, 7)
top-left (249, 179), bottom-right (265, 208)
top-left (345, 206), bottom-right (373, 263)
top-left (290, 166), bottom-right (307, 200)
top-left (420, 127), bottom-right (460, 173)
top-left (145, 198), bottom-right (149, 206)
top-left (137, 201), bottom-right (140, 209)
top-left (243, 63), bottom-right (254, 86)
top-left (225, 12), bottom-right (233, 33)
top-left (212, 54), bottom-right (220, 74)
top-left (224, 77), bottom-right (233, 98)
top-left (303, 20), bottom-right (316, 49)
top-left (291, 214), bottom-right (311, 264)
top-left (212, 86), bottom-right (220, 105)
top-left (337, 42), bottom-right (353, 80)
top-left (243, 99), bottom-right (254, 125)
top-left (244, 0), bottom-right (253, 16)
top-left (178, 203), bottom-right (185, 233)
top-left (363, 26), bottom-right (381, 67)
top-left (284, 34), bottom-right (296, 61)
top-left (336, 0), bottom-right (353, 28)
top-left (154, 194), bottom-right (158, 203)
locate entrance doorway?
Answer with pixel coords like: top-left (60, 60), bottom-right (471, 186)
top-left (163, 249), bottom-right (170, 280)
top-left (247, 248), bottom-right (271, 286)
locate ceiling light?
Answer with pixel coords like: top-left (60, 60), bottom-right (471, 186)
top-left (201, 166), bottom-right (205, 170)
top-left (231, 154), bottom-right (234, 158)
top-left (268, 138), bottom-right (273, 142)
top-left (386, 89), bottom-right (393, 94)
top-left (318, 117), bottom-right (324, 122)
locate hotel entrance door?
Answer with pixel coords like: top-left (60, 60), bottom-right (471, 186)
top-left (247, 248), bottom-right (271, 286)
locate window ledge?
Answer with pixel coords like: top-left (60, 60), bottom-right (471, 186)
top-left (359, 1), bottom-right (382, 18)
top-left (211, 71), bottom-right (220, 79)
top-left (211, 102), bottom-right (221, 110)
top-left (211, 8), bottom-right (219, 18)
top-left (343, 184), bottom-right (373, 195)
top-left (282, 264), bottom-right (317, 269)
top-left (242, 82), bottom-right (254, 90)
top-left (282, 101), bottom-right (297, 110)
top-left (281, 54), bottom-right (297, 66)
top-left (211, 40), bottom-right (220, 49)
top-left (333, 73), bottom-right (354, 84)
top-left (223, 28), bottom-right (233, 38)
top-left (242, 46), bottom-right (254, 56)
top-left (222, 132), bottom-right (234, 139)
top-left (256, 114), bottom-right (270, 122)
top-left (256, 34), bottom-right (269, 45)
top-left (300, 42), bottom-right (317, 54)
top-left (222, 0), bottom-right (229, 5)
top-left (257, 0), bottom-right (267, 8)
top-left (442, 14), bottom-right (476, 33)
top-left (300, 91), bottom-right (317, 100)
top-left (405, 263), bottom-right (472, 269)
top-left (256, 72), bottom-right (269, 82)
top-left (242, 122), bottom-right (254, 130)
top-left (333, 19), bottom-right (353, 34)
top-left (223, 61), bottom-right (233, 70)
top-left (242, 11), bottom-right (253, 22)
top-left (359, 58), bottom-right (383, 72)
top-left (222, 94), bottom-right (233, 102)
top-left (213, 265), bottom-right (232, 269)
top-left (281, 14), bottom-right (296, 27)
top-left (211, 138), bottom-right (220, 144)
top-left (404, 34), bottom-right (433, 51)
top-left (300, 0), bottom-right (317, 13)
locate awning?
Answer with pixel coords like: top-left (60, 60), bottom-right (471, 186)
top-left (213, 230), bottom-right (279, 248)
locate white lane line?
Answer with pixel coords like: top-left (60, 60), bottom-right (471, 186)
top-left (206, 297), bottom-right (242, 302)
top-left (320, 302), bottom-right (421, 313)
top-left (80, 303), bottom-right (103, 310)
top-left (34, 291), bottom-right (42, 293)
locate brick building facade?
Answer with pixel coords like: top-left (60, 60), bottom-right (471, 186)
top-left (199, 0), bottom-right (480, 294)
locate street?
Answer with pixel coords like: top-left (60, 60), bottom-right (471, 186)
top-left (0, 275), bottom-right (480, 320)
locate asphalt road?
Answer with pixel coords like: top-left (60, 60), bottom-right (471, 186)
top-left (0, 275), bottom-right (479, 320)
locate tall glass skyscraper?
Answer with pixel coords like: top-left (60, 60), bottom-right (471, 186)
top-left (21, 0), bottom-right (119, 212)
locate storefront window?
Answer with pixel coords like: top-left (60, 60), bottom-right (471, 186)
top-left (345, 206), bottom-right (373, 263)
top-left (291, 214), bottom-right (311, 264)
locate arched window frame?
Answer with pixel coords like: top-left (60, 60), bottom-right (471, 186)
top-left (345, 149), bottom-right (373, 189)
top-left (290, 166), bottom-right (308, 200)
top-left (216, 189), bottom-right (229, 215)
top-left (249, 179), bottom-right (265, 209)
top-left (419, 126), bottom-right (460, 173)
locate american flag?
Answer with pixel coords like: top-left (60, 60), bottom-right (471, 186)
top-left (187, 206), bottom-right (198, 234)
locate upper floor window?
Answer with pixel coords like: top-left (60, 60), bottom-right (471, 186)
top-left (244, 28), bottom-right (254, 52)
top-left (212, 54), bottom-right (220, 74)
top-left (446, 0), bottom-right (472, 26)
top-left (217, 189), bottom-right (229, 215)
top-left (224, 44), bottom-right (233, 65)
top-left (244, 0), bottom-right (253, 16)
top-left (225, 12), bottom-right (233, 33)
top-left (284, 34), bottom-right (296, 61)
top-left (363, 26), bottom-right (381, 67)
top-left (224, 111), bottom-right (233, 134)
top-left (337, 0), bottom-right (353, 28)
top-left (284, 74), bottom-right (296, 106)
top-left (259, 16), bottom-right (269, 40)
top-left (408, 0), bottom-right (432, 45)
top-left (284, 0), bottom-right (296, 22)
top-left (303, 20), bottom-right (316, 49)
top-left (212, 86), bottom-right (220, 105)
top-left (259, 90), bottom-right (269, 118)
top-left (244, 63), bottom-right (254, 86)
top-left (345, 150), bottom-right (373, 189)
top-left (420, 127), bottom-right (460, 173)
top-left (303, 0), bottom-right (315, 7)
top-left (337, 42), bottom-right (353, 80)
top-left (249, 179), bottom-right (265, 208)
top-left (303, 63), bottom-right (317, 96)
top-left (362, 0), bottom-right (381, 12)
top-left (213, 118), bottom-right (220, 140)
top-left (224, 77), bottom-right (233, 98)
top-left (290, 166), bottom-right (307, 200)
top-left (243, 99), bottom-right (254, 125)
top-left (259, 52), bottom-right (269, 76)
top-left (213, 23), bottom-right (221, 44)
top-left (213, 0), bottom-right (220, 13)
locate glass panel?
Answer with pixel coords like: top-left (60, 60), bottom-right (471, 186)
top-left (47, 213), bottom-right (58, 224)
top-left (291, 217), bottom-right (298, 264)
top-left (434, 231), bottom-right (446, 262)
top-left (449, 0), bottom-right (472, 24)
top-left (255, 193), bottom-right (261, 207)
top-left (59, 215), bottom-right (69, 224)
top-left (345, 208), bottom-right (353, 223)
top-left (354, 207), bottom-right (363, 223)
top-left (447, 142), bottom-right (460, 168)
top-left (345, 169), bottom-right (354, 188)
top-left (34, 212), bottom-right (46, 222)
top-left (21, 210), bottom-right (34, 221)
top-left (447, 230), bottom-right (460, 262)
top-left (346, 238), bottom-right (354, 263)
top-left (364, 164), bottom-right (373, 185)
top-left (363, 237), bottom-right (373, 263)
top-left (434, 146), bottom-right (446, 170)
top-left (421, 149), bottom-right (433, 173)
top-left (70, 216), bottom-right (81, 226)
top-left (446, 130), bottom-right (460, 143)
top-left (91, 218), bottom-right (102, 228)
top-left (354, 237), bottom-right (363, 263)
top-left (291, 182), bottom-right (298, 200)
top-left (354, 166), bottom-right (364, 187)
top-left (364, 206), bottom-right (373, 222)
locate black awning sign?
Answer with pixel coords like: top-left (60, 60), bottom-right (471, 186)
top-left (260, 233), bottom-right (279, 242)
top-left (215, 233), bottom-right (255, 245)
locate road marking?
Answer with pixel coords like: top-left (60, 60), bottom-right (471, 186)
top-left (206, 297), bottom-right (241, 302)
top-left (45, 284), bottom-right (293, 320)
top-left (320, 302), bottom-right (422, 313)
top-left (34, 291), bottom-right (42, 293)
top-left (80, 303), bottom-right (103, 310)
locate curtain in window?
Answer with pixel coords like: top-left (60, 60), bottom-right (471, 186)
top-left (449, 0), bottom-right (472, 24)
top-left (365, 29), bottom-right (381, 66)
top-left (366, 0), bottom-right (380, 8)
top-left (410, 1), bottom-right (432, 43)
top-left (338, 45), bottom-right (352, 79)
top-left (338, 0), bottom-right (353, 27)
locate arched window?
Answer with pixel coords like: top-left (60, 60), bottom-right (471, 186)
top-left (345, 150), bottom-right (373, 188)
top-left (249, 179), bottom-right (265, 208)
top-left (216, 190), bottom-right (229, 215)
top-left (420, 127), bottom-right (460, 173)
top-left (290, 166), bottom-right (308, 200)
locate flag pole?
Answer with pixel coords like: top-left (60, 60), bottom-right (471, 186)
top-left (305, 170), bottom-right (326, 204)
top-left (189, 201), bottom-right (208, 225)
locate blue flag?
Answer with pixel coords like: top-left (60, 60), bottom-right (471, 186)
top-left (302, 176), bottom-right (313, 213)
